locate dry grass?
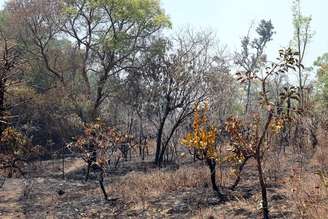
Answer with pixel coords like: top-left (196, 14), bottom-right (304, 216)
top-left (2, 129), bottom-right (328, 218)
top-left (110, 164), bottom-right (209, 202)
top-left (286, 170), bottom-right (328, 219)
top-left (312, 129), bottom-right (328, 169)
top-left (283, 129), bottom-right (328, 219)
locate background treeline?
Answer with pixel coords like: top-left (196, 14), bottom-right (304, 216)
top-left (0, 0), bottom-right (326, 161)
top-left (1, 0), bottom-right (328, 218)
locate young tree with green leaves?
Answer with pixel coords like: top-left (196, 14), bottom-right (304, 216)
top-left (6, 0), bottom-right (170, 122)
top-left (61, 0), bottom-right (171, 120)
top-left (291, 0), bottom-right (314, 109)
top-left (314, 53), bottom-right (328, 109)
top-left (235, 19), bottom-right (274, 114)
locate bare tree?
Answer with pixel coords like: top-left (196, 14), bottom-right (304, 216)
top-left (137, 30), bottom-right (214, 166)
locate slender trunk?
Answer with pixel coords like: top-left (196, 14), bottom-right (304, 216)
top-left (230, 156), bottom-right (250, 190)
top-left (298, 65), bottom-right (303, 109)
top-left (193, 149), bottom-right (197, 162)
top-left (98, 170), bottom-right (108, 200)
top-left (157, 119), bottom-right (182, 166)
top-left (206, 158), bottom-right (223, 198)
top-left (297, 26), bottom-right (304, 109)
top-left (284, 97), bottom-right (291, 151)
top-left (85, 161), bottom-right (91, 182)
top-left (256, 152), bottom-right (269, 219)
top-left (138, 115), bottom-right (145, 160)
top-left (155, 118), bottom-right (166, 165)
top-left (114, 156), bottom-right (120, 168)
top-left (129, 147), bottom-right (132, 161)
top-left (62, 144), bottom-right (65, 180)
top-left (310, 128), bottom-right (318, 149)
top-left (0, 79), bottom-right (6, 136)
top-left (155, 93), bottom-right (172, 166)
top-left (91, 102), bottom-right (100, 122)
top-left (142, 147), bottom-right (145, 160)
top-left (245, 80), bottom-right (252, 114)
top-left (256, 112), bottom-right (273, 219)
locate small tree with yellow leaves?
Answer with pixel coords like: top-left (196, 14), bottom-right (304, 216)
top-left (181, 102), bottom-right (224, 198)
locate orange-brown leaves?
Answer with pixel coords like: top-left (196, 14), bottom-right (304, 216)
top-left (1, 127), bottom-right (28, 149)
top-left (0, 127), bottom-right (42, 177)
top-left (69, 118), bottom-right (131, 168)
top-left (224, 116), bottom-right (259, 161)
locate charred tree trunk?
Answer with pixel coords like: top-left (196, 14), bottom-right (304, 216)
top-left (98, 170), bottom-right (108, 200)
top-left (256, 112), bottom-right (273, 219)
top-left (256, 154), bottom-right (269, 219)
top-left (206, 158), bottom-right (223, 198)
top-left (157, 115), bottom-right (185, 167)
top-left (155, 118), bottom-right (166, 165)
top-left (230, 156), bottom-right (250, 190)
top-left (155, 93), bottom-right (171, 166)
top-left (0, 78), bottom-right (6, 136)
top-left (62, 144), bottom-right (65, 180)
top-left (85, 161), bottom-right (91, 182)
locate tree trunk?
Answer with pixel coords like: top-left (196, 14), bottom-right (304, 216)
top-left (62, 144), bottom-right (65, 180)
top-left (206, 158), bottom-right (223, 198)
top-left (85, 161), bottom-right (91, 182)
top-left (256, 152), bottom-right (269, 219)
top-left (0, 79), bottom-right (6, 136)
top-left (230, 156), bottom-right (250, 190)
top-left (157, 117), bottom-right (184, 166)
top-left (98, 170), bottom-right (108, 200)
top-left (155, 118), bottom-right (166, 165)
top-left (256, 112), bottom-right (273, 219)
top-left (245, 80), bottom-right (252, 114)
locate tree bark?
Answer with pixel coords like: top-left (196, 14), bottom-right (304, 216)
top-left (206, 158), bottom-right (223, 198)
top-left (155, 118), bottom-right (166, 165)
top-left (0, 78), bottom-right (6, 136)
top-left (245, 80), bottom-right (252, 114)
top-left (230, 156), bottom-right (250, 190)
top-left (256, 153), bottom-right (269, 219)
top-left (155, 108), bottom-right (170, 165)
top-left (98, 170), bottom-right (108, 200)
top-left (157, 120), bottom-right (181, 166)
top-left (85, 161), bottom-right (91, 182)
top-left (256, 112), bottom-right (273, 219)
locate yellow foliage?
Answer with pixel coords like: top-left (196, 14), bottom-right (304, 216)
top-left (270, 117), bottom-right (285, 134)
top-left (181, 102), bottom-right (219, 160)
